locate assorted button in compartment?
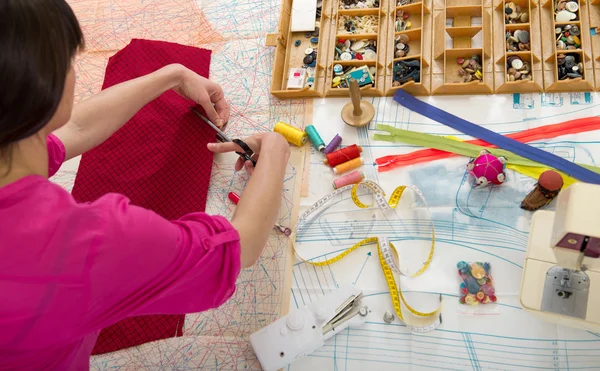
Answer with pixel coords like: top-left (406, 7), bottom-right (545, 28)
top-left (504, 2), bottom-right (529, 24)
top-left (557, 53), bottom-right (584, 80)
top-left (397, 0), bottom-right (419, 5)
top-left (395, 10), bottom-right (413, 32)
top-left (506, 56), bottom-right (532, 81)
top-left (555, 0), bottom-right (579, 21)
top-left (506, 29), bottom-right (530, 51)
top-left (335, 39), bottom-right (378, 61)
top-left (456, 55), bottom-right (483, 83)
top-left (392, 59), bottom-right (420, 86)
top-left (340, 0), bottom-right (379, 9)
top-left (555, 24), bottom-right (581, 50)
top-left (338, 15), bottom-right (379, 34)
top-left (394, 34), bottom-right (411, 58)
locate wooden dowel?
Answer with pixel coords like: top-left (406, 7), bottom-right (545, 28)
top-left (349, 79), bottom-right (363, 116)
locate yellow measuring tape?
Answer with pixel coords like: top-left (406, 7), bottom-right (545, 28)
top-left (292, 180), bottom-right (441, 332)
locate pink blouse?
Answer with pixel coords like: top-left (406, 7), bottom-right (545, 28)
top-left (0, 134), bottom-right (241, 370)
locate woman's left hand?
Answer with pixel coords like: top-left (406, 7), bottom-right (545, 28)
top-left (174, 67), bottom-right (230, 128)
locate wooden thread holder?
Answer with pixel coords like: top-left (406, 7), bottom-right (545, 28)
top-left (267, 0), bottom-right (600, 98)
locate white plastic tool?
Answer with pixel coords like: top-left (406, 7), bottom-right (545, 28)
top-left (249, 284), bottom-right (369, 371)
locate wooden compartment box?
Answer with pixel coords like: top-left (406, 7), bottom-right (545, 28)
top-left (267, 0), bottom-right (599, 97)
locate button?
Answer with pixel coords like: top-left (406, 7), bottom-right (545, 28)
top-left (303, 55), bottom-right (314, 64)
top-left (332, 76), bottom-right (342, 87)
top-left (556, 10), bottom-right (575, 22)
top-left (350, 40), bottom-right (365, 51)
top-left (396, 42), bottom-right (406, 50)
top-left (286, 312), bottom-right (305, 330)
top-left (364, 49), bottom-right (377, 60)
top-left (306, 67), bottom-right (316, 76)
top-left (305, 47), bottom-right (314, 55)
top-left (340, 52), bottom-right (352, 60)
top-left (517, 30), bottom-right (530, 43)
top-left (566, 1), bottom-right (578, 12)
top-left (511, 58), bottom-right (524, 70)
top-left (383, 311), bottom-right (395, 323)
top-left (333, 64), bottom-right (343, 75)
top-left (294, 40), bottom-right (301, 47)
top-left (310, 37), bottom-right (319, 44)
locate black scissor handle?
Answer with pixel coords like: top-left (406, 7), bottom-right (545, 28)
top-left (233, 139), bottom-right (257, 167)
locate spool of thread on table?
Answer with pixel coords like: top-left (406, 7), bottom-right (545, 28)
top-left (333, 171), bottom-right (365, 189)
top-left (333, 157), bottom-right (363, 174)
top-left (324, 144), bottom-right (363, 167)
top-left (323, 134), bottom-right (342, 154)
top-left (274, 122), bottom-right (307, 146)
top-left (305, 125), bottom-right (325, 152)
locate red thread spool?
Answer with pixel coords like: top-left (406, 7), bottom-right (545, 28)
top-left (228, 192), bottom-right (240, 205)
top-left (324, 144), bottom-right (363, 167)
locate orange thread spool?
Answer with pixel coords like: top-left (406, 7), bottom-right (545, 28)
top-left (333, 157), bottom-right (364, 174)
top-left (324, 144), bottom-right (363, 167)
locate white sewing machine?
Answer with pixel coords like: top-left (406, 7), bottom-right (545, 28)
top-left (520, 182), bottom-right (600, 332)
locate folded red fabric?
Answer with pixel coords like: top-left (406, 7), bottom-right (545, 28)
top-left (71, 39), bottom-right (215, 355)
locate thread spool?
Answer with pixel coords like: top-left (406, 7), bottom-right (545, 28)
top-left (274, 122), bottom-right (307, 146)
top-left (324, 144), bottom-right (363, 167)
top-left (323, 134), bottom-right (342, 154)
top-left (333, 157), bottom-right (363, 174)
top-left (305, 125), bottom-right (325, 152)
top-left (333, 171), bottom-right (365, 189)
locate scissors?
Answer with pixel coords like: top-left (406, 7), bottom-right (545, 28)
top-left (190, 107), bottom-right (257, 167)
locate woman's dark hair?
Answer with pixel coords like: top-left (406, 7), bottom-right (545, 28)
top-left (0, 0), bottom-right (84, 153)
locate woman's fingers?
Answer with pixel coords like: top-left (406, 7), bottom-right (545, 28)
top-left (207, 142), bottom-right (243, 153)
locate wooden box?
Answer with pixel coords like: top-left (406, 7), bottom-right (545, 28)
top-left (267, 0), bottom-right (598, 97)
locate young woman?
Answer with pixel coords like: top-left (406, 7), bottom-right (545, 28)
top-left (0, 0), bottom-right (290, 369)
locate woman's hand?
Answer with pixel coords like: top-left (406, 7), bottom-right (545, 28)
top-left (174, 66), bottom-right (230, 128)
top-left (207, 132), bottom-right (289, 175)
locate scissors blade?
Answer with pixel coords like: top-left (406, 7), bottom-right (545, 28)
top-left (190, 107), bottom-right (231, 142)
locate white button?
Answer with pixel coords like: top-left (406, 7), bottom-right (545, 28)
top-left (286, 313), bottom-right (305, 331)
top-left (511, 59), bottom-right (524, 70)
top-left (340, 52), bottom-right (352, 60)
top-left (305, 47), bottom-right (314, 55)
top-left (566, 1), bottom-right (578, 12)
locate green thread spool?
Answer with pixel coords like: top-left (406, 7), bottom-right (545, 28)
top-left (305, 125), bottom-right (325, 152)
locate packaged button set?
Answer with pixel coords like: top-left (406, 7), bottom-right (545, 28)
top-left (334, 39), bottom-right (377, 61)
top-left (555, 0), bottom-right (579, 22)
top-left (506, 29), bottom-right (530, 52)
top-left (504, 2), bottom-right (529, 24)
top-left (506, 56), bottom-right (532, 82)
top-left (457, 261), bottom-right (497, 305)
top-left (332, 65), bottom-right (376, 88)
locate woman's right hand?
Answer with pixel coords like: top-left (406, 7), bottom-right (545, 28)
top-left (207, 132), bottom-right (289, 175)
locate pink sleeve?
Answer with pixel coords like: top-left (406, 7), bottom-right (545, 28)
top-left (46, 134), bottom-right (66, 177)
top-left (83, 194), bottom-right (242, 332)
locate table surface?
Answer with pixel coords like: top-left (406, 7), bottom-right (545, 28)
top-left (56, 0), bottom-right (600, 369)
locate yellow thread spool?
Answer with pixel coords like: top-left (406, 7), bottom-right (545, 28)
top-left (273, 122), bottom-right (307, 146)
top-left (333, 157), bottom-right (363, 174)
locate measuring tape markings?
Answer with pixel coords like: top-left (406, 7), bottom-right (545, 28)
top-left (292, 180), bottom-right (440, 331)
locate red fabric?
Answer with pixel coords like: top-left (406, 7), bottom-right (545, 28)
top-left (71, 39), bottom-right (215, 355)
